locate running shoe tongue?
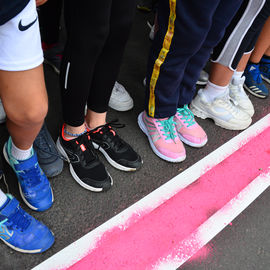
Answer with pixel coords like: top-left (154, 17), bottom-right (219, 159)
top-left (20, 166), bottom-right (42, 187)
top-left (0, 198), bottom-right (30, 231)
top-left (7, 207), bottom-right (30, 231)
top-left (158, 117), bottom-right (177, 141)
top-left (103, 126), bottom-right (124, 150)
top-left (77, 134), bottom-right (97, 163)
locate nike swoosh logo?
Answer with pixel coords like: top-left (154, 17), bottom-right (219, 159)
top-left (18, 17), bottom-right (37, 31)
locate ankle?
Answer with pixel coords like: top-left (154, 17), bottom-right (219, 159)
top-left (203, 81), bottom-right (228, 102)
top-left (85, 122), bottom-right (106, 130)
top-left (232, 70), bottom-right (244, 81)
top-left (11, 139), bottom-right (32, 161)
top-left (63, 124), bottom-right (86, 139)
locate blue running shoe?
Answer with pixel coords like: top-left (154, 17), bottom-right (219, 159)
top-left (0, 194), bottom-right (54, 253)
top-left (3, 137), bottom-right (53, 211)
top-left (260, 56), bottom-right (270, 84)
top-left (243, 63), bottom-right (269, 98)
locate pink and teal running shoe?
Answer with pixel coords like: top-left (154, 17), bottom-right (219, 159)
top-left (138, 111), bottom-right (186, 162)
top-left (174, 105), bottom-right (207, 147)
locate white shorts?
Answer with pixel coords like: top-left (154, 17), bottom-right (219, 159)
top-left (0, 0), bottom-right (43, 71)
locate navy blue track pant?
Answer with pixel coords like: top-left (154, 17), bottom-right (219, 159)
top-left (145, 0), bottom-right (243, 118)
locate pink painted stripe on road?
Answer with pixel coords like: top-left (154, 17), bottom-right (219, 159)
top-left (33, 115), bottom-right (270, 270)
top-left (66, 126), bottom-right (270, 270)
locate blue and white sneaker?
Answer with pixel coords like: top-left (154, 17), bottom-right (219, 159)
top-left (260, 56), bottom-right (270, 84)
top-left (243, 63), bottom-right (269, 98)
top-left (3, 137), bottom-right (53, 211)
top-left (0, 194), bottom-right (54, 253)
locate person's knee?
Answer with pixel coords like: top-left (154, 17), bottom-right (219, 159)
top-left (7, 101), bottom-right (48, 127)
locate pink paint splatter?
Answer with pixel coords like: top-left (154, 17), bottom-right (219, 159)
top-left (66, 127), bottom-right (270, 270)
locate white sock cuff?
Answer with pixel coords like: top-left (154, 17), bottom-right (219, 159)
top-left (0, 189), bottom-right (7, 208)
top-left (11, 140), bottom-right (32, 161)
top-left (205, 81), bottom-right (228, 91)
top-left (233, 70), bottom-right (244, 78)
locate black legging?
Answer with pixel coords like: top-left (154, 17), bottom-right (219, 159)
top-left (38, 0), bottom-right (63, 44)
top-left (60, 0), bottom-right (136, 127)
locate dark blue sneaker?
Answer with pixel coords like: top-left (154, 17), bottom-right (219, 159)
top-left (0, 194), bottom-right (54, 253)
top-left (260, 57), bottom-right (270, 84)
top-left (243, 63), bottom-right (269, 98)
top-left (34, 123), bottom-right (63, 178)
top-left (3, 137), bottom-right (54, 211)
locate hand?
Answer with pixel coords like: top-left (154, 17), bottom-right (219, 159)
top-left (36, 0), bottom-right (48, 6)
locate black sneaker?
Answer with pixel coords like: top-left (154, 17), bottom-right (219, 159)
top-left (56, 126), bottom-right (112, 192)
top-left (90, 121), bottom-right (142, 171)
top-left (34, 123), bottom-right (64, 178)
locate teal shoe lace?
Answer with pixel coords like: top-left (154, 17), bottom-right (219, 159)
top-left (177, 105), bottom-right (196, 127)
top-left (157, 116), bottom-right (177, 141)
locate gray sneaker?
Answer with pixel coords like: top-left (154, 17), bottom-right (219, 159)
top-left (0, 99), bottom-right (6, 124)
top-left (34, 123), bottom-right (63, 177)
top-left (196, 70), bottom-right (209, 86)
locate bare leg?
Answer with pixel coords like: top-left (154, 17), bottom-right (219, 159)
top-left (85, 110), bottom-right (106, 130)
top-left (236, 52), bottom-right (251, 72)
top-left (209, 62), bottom-right (234, 86)
top-left (0, 65), bottom-right (48, 150)
top-left (64, 110), bottom-right (107, 135)
top-left (265, 46), bottom-right (270, 56)
top-left (250, 16), bottom-right (270, 63)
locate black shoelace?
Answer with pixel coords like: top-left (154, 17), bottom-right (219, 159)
top-left (75, 133), bottom-right (98, 164)
top-left (91, 120), bottom-right (125, 151)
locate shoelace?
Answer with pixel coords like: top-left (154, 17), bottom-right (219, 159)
top-left (157, 116), bottom-right (178, 141)
top-left (91, 120), bottom-right (125, 151)
top-left (34, 126), bottom-right (68, 162)
top-left (34, 127), bottom-right (54, 156)
top-left (19, 164), bottom-right (43, 188)
top-left (75, 133), bottom-right (98, 164)
top-left (177, 105), bottom-right (196, 127)
top-left (0, 206), bottom-right (31, 232)
top-left (218, 94), bottom-right (239, 112)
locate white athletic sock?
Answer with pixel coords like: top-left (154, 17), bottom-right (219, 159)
top-left (11, 140), bottom-right (32, 161)
top-left (0, 189), bottom-right (8, 208)
top-left (232, 71), bottom-right (244, 82)
top-left (203, 81), bottom-right (228, 102)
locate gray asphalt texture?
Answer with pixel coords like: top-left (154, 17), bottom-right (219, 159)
top-left (1, 11), bottom-right (270, 270)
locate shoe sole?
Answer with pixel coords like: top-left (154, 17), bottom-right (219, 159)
top-left (243, 84), bottom-right (268, 99)
top-left (196, 80), bottom-right (208, 86)
top-left (0, 235), bottom-right (54, 254)
top-left (56, 138), bottom-right (113, 192)
top-left (177, 131), bottom-right (208, 148)
top-left (3, 143), bottom-right (54, 212)
top-left (138, 113), bottom-right (186, 163)
top-left (92, 142), bottom-right (141, 172)
top-left (190, 102), bottom-right (252, 131)
top-left (108, 100), bottom-right (134, 112)
top-left (261, 74), bottom-right (270, 84)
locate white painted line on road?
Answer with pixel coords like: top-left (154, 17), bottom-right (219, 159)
top-left (32, 114), bottom-right (270, 270)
